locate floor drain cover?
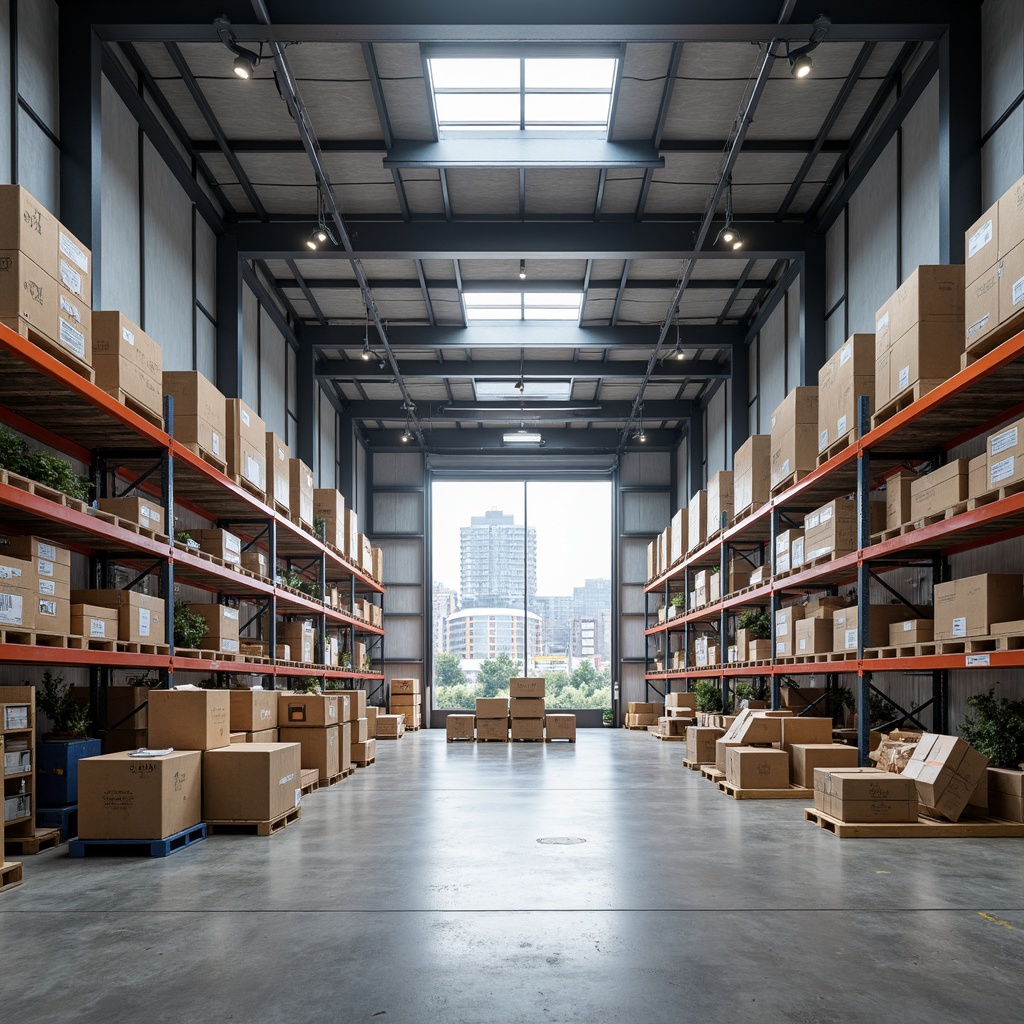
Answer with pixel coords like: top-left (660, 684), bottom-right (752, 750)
top-left (536, 837), bottom-right (586, 845)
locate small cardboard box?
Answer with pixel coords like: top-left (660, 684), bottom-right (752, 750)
top-left (352, 738), bottom-right (376, 763)
top-left (779, 717), bottom-right (833, 752)
top-left (706, 471), bottom-right (733, 534)
top-left (162, 371), bottom-right (227, 462)
top-left (774, 528), bottom-right (804, 575)
top-left (69, 589), bottom-right (164, 644)
top-left (376, 714), bottom-right (405, 738)
top-left (813, 767), bottom-right (918, 823)
top-left (665, 692), bottom-right (697, 711)
top-left (446, 714), bottom-right (475, 740)
top-left (817, 334), bottom-right (875, 450)
top-left (92, 311), bottom-right (163, 417)
top-left (687, 489), bottom-right (707, 551)
top-left (510, 697), bottom-right (545, 719)
top-left (57, 221), bottom-right (92, 304)
top-left (733, 434), bottom-right (771, 515)
top-left (888, 619), bottom-right (934, 645)
top-left (289, 459), bottom-right (315, 529)
top-left (477, 717), bottom-right (508, 741)
top-left (225, 398), bottom-right (266, 493)
top-left (279, 693), bottom-right (338, 728)
top-left (685, 726), bottom-right (723, 763)
top-left (790, 743), bottom-right (858, 789)
top-left (97, 496), bottom-right (166, 535)
top-left (266, 433), bottom-right (291, 511)
top-left (57, 287), bottom-right (91, 362)
top-left (986, 414), bottom-right (1024, 489)
top-left (509, 676), bottom-right (545, 698)
top-left (229, 690), bottom-right (280, 732)
top-left (78, 750), bottom-right (202, 840)
top-left (0, 184), bottom-right (59, 269)
top-left (71, 602), bottom-right (119, 641)
top-left (715, 737), bottom-right (746, 773)
top-left (279, 725), bottom-right (339, 782)
top-left (725, 746), bottom-right (789, 789)
top-left (987, 767), bottom-right (1024, 822)
top-left (802, 498), bottom-right (857, 561)
top-left (475, 697), bottom-right (509, 719)
top-left (545, 714), bottom-right (576, 740)
top-left (0, 248), bottom-right (59, 341)
top-left (351, 718), bottom-right (369, 744)
top-left (279, 620), bottom-right (315, 663)
top-left (314, 488), bottom-right (345, 548)
top-left (627, 702), bottom-right (660, 715)
top-left (885, 469), bottom-right (918, 529)
top-left (748, 639), bottom-right (772, 660)
top-left (770, 387), bottom-right (819, 488)
top-left (909, 459), bottom-right (970, 520)
top-left (901, 733), bottom-right (990, 821)
top-left (775, 605), bottom-right (805, 657)
top-left (511, 717), bottom-right (544, 740)
top-left (968, 453), bottom-right (988, 498)
top-left (147, 689), bottom-right (230, 751)
top-left (241, 548), bottom-right (269, 577)
top-left (245, 729), bottom-right (279, 743)
top-left (191, 528), bottom-right (242, 566)
top-left (933, 573), bottom-right (1024, 639)
top-left (794, 617), bottom-right (833, 655)
top-left (202, 742), bottom-right (301, 822)
top-left (965, 202), bottom-right (998, 285)
top-left (391, 678), bottom-right (422, 695)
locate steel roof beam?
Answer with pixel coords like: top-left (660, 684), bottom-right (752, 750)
top-left (383, 138), bottom-right (664, 169)
top-left (275, 276), bottom-right (769, 294)
top-left (370, 426), bottom-right (681, 450)
top-left (347, 399), bottom-right (696, 420)
top-left (316, 358), bottom-right (729, 380)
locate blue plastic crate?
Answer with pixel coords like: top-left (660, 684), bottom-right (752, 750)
top-left (36, 738), bottom-right (101, 806)
top-left (36, 803), bottom-right (78, 841)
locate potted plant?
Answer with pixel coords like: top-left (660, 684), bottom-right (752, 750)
top-left (692, 678), bottom-right (726, 714)
top-left (668, 594), bottom-right (685, 620)
top-left (831, 685), bottom-right (856, 727)
top-left (173, 600), bottom-right (207, 649)
top-left (602, 708), bottom-right (614, 728)
top-left (959, 688), bottom-right (1024, 822)
top-left (33, 671), bottom-right (100, 807)
top-left (36, 671), bottom-right (90, 739)
top-left (736, 608), bottom-right (770, 661)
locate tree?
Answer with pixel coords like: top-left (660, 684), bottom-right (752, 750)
top-left (477, 652), bottom-right (521, 697)
top-left (435, 683), bottom-right (480, 710)
top-left (434, 652), bottom-right (468, 690)
top-left (570, 660), bottom-right (599, 689)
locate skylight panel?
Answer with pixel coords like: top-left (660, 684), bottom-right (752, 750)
top-left (464, 292), bottom-right (582, 321)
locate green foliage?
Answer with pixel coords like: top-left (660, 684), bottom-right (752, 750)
top-left (314, 516), bottom-right (326, 541)
top-left (34, 671), bottom-right (90, 736)
top-left (434, 651), bottom-right (468, 689)
top-left (0, 426), bottom-right (91, 501)
top-left (869, 691), bottom-right (900, 726)
top-left (296, 676), bottom-right (322, 694)
top-left (958, 688), bottom-right (1024, 769)
top-left (602, 708), bottom-right (614, 724)
top-left (0, 425), bottom-right (30, 472)
top-left (670, 593), bottom-right (686, 608)
top-left (278, 566), bottom-right (318, 597)
top-left (173, 601), bottom-right (207, 649)
top-left (175, 531), bottom-right (197, 547)
top-left (692, 678), bottom-right (725, 714)
top-left (737, 608), bottom-right (771, 640)
top-left (476, 651), bottom-right (521, 698)
top-left (434, 682), bottom-right (480, 710)
top-left (735, 679), bottom-right (770, 703)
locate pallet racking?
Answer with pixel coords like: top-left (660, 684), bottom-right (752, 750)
top-left (644, 328), bottom-right (1024, 765)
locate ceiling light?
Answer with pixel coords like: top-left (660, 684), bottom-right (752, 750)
top-left (789, 54), bottom-right (813, 79)
top-left (672, 322), bottom-right (686, 360)
top-left (785, 15), bottom-right (830, 81)
top-left (232, 54), bottom-right (256, 79)
top-left (519, 259), bottom-right (527, 281)
top-left (633, 403), bottom-right (647, 443)
top-left (716, 177), bottom-right (742, 250)
top-left (378, 357), bottom-right (388, 370)
top-left (305, 230), bottom-right (319, 251)
top-left (730, 234), bottom-right (744, 251)
top-left (315, 227), bottom-right (328, 244)
top-left (401, 428), bottom-right (410, 443)
top-left (361, 339), bottom-right (371, 361)
top-left (636, 428), bottom-right (647, 443)
top-left (514, 377), bottom-right (525, 394)
top-left (503, 430), bottom-right (543, 445)
top-left (215, 17), bottom-right (261, 80)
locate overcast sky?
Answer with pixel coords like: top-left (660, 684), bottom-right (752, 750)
top-left (431, 480), bottom-right (612, 597)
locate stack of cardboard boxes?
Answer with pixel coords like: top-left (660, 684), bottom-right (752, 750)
top-left (733, 434), bottom-right (771, 521)
top-left (446, 713), bottom-right (476, 741)
top-left (376, 710), bottom-right (407, 739)
top-left (92, 312), bottom-right (163, 424)
top-left (625, 702), bottom-right (661, 729)
top-left (817, 334), bottom-right (875, 456)
top-left (0, 535), bottom-right (72, 637)
top-left (342, 690), bottom-right (375, 765)
top-left (509, 677), bottom-right (545, 741)
top-left (229, 690), bottom-right (279, 742)
top-left (69, 587), bottom-right (165, 648)
top-left (475, 697), bottom-right (509, 741)
top-left (278, 692), bottom-right (343, 784)
top-left (389, 678), bottom-right (422, 730)
top-left (770, 387), bottom-right (818, 490)
top-left (225, 398), bottom-right (267, 498)
top-left (163, 370), bottom-right (227, 468)
top-left (187, 604), bottom-right (240, 655)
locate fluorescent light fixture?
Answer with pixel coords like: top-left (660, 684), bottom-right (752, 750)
top-left (475, 380), bottom-right (572, 401)
top-left (503, 430), bottom-right (543, 445)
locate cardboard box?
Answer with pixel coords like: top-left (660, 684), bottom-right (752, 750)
top-left (878, 265), bottom-right (965, 348)
top-left (202, 742), bottom-right (301, 822)
top-left (390, 693), bottom-right (420, 710)
top-left (510, 697), bottom-right (545, 719)
top-left (71, 603), bottom-right (119, 641)
top-left (802, 498), bottom-right (857, 561)
top-left (646, 539), bottom-right (658, 581)
top-left (706, 471), bottom-right (733, 534)
top-left (279, 693), bottom-right (338, 728)
top-left (774, 604), bottom-right (805, 658)
top-left (658, 526), bottom-right (671, 574)
top-left (391, 678), bottom-right (422, 695)
top-left (352, 738), bottom-right (375, 763)
top-left (69, 589), bottom-right (165, 644)
top-left (279, 620), bottom-right (315, 663)
top-left (162, 371), bottom-right (227, 461)
top-left (510, 676), bottom-right (545, 698)
top-left (241, 548), bottom-right (269, 578)
top-left (733, 434), bottom-right (771, 515)
top-left (888, 619), bottom-right (934, 645)
top-left (289, 460), bottom-right (315, 529)
top-left (770, 387), bottom-right (819, 488)
top-left (0, 184), bottom-right (59, 269)
top-left (909, 459), bottom-right (970, 520)
top-left (885, 469), bottom-right (918, 529)
top-left (968, 453), bottom-right (988, 498)
top-left (933, 574), bottom-right (1024, 639)
top-left (813, 766), bottom-right (918, 823)
top-left (97, 496), bottom-right (166, 535)
top-left (343, 509), bottom-right (359, 558)
top-left (186, 604), bottom-right (240, 653)
top-left (794, 616), bottom-right (833, 655)
top-left (376, 714), bottom-right (405, 738)
top-left (340, 689), bottom-right (366, 719)
top-left (266, 433), bottom-right (291, 511)
top-left (147, 689), bottom-right (230, 751)
top-left (333, 692), bottom-right (353, 723)
top-left (725, 746), bottom-right (789, 789)
top-left (665, 692), bottom-right (697, 711)
top-left (350, 718), bottom-right (368, 744)
top-left (511, 717), bottom-right (544, 740)
top-left (225, 398), bottom-right (266, 493)
top-left (687, 490), bottom-right (707, 551)
top-left (888, 321), bottom-right (963, 401)
top-left (986, 414), bottom-right (1024, 489)
top-left (669, 508), bottom-right (687, 564)
top-left (545, 714), bottom-right (576, 740)
top-left (279, 725), bottom-right (339, 781)
top-left (627, 702), bottom-right (661, 715)
top-left (832, 604), bottom-right (918, 652)
top-left (998, 172), bottom-right (1024, 256)
top-left (685, 726), bottom-right (723, 763)
top-left (965, 202), bottom-right (999, 285)
top-left (748, 639), bottom-right (772, 660)
top-left (965, 262), bottom-right (1000, 348)
top-left (92, 311), bottom-right (163, 416)
top-left (0, 248), bottom-right (58, 341)
top-left (229, 690), bottom-right (279, 732)
top-left (314, 488), bottom-right (345, 548)
top-left (988, 767), bottom-right (1024, 822)
top-left (779, 717), bottom-right (833, 752)
top-left (780, 687), bottom-right (827, 712)
top-left (78, 750), bottom-right (202, 840)
top-left (774, 528), bottom-right (803, 575)
top-left (475, 697), bottom-right (509, 719)
top-left (366, 705), bottom-right (378, 738)
top-left (0, 535), bottom-right (71, 580)
top-left (817, 334), bottom-right (874, 451)
top-left (477, 717), bottom-right (508, 741)
top-left (57, 287), bottom-right (91, 363)
top-left (901, 733), bottom-right (989, 821)
top-left (57, 221), bottom-right (92, 304)
top-left (790, 743), bottom-right (858, 789)
top-left (191, 528), bottom-right (242, 566)
top-left (338, 722), bottom-right (352, 771)
top-left (446, 714), bottom-right (475, 740)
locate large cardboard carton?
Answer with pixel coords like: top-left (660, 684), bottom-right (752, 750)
top-left (475, 697), bottom-right (509, 719)
top-left (78, 750), bottom-right (202, 840)
top-left (665, 692), bottom-right (697, 711)
top-left (687, 490), bottom-right (707, 552)
top-left (790, 743), bottom-right (858, 789)
top-left (509, 676), bottom-right (545, 698)
top-left (366, 705), bottom-right (378, 739)
top-left (773, 528), bottom-right (804, 575)
top-left (832, 604), bottom-right (919, 653)
top-left (965, 202), bottom-right (999, 286)
top-left (71, 603), bottom-right (119, 641)
top-left (986, 414), bottom-right (1024, 489)
top-left (685, 726), bottom-right (723, 763)
top-left (669, 508), bottom-right (687, 564)
top-left (885, 469), bottom-right (918, 530)
top-left (202, 742), bottom-right (301, 821)
top-left (351, 717), bottom-right (368, 744)
top-left (817, 334), bottom-right (874, 451)
top-left (888, 320), bottom-right (963, 402)
top-left (186, 603), bottom-right (240, 654)
top-left (69, 589), bottom-right (164, 644)
top-left (278, 693), bottom-right (338, 728)
top-left (733, 434), bottom-right (771, 515)
top-left (998, 173), bottom-right (1024, 256)
top-left (646, 539), bottom-right (658, 581)
top-left (878, 265), bottom-right (965, 347)
top-left (545, 714), bottom-right (576, 740)
top-left (901, 733), bottom-right (989, 821)
top-left (289, 459), bottom-right (315, 530)
top-left (163, 371), bottom-right (227, 463)
top-left (92, 312), bottom-right (163, 417)
top-left (279, 620), bottom-right (315, 663)
top-left (96, 496), bottom-right (166, 535)
top-left (794, 617), bottom-right (833, 655)
top-left (225, 398), bottom-right (266, 493)
top-left (148, 689), bottom-right (230, 751)
top-left (229, 690), bottom-right (279, 732)
top-left (802, 498), bottom-right (857, 561)
top-left (511, 717), bottom-right (544, 740)
top-left (988, 767), bottom-right (1024, 822)
top-left (341, 689), bottom-right (367, 719)
top-left (966, 262), bottom-right (1000, 348)
top-left (0, 249), bottom-right (59, 341)
top-left (191, 528), bottom-right (242, 566)
top-left (57, 287), bottom-right (91, 364)
top-left (0, 555), bottom-right (34, 629)
top-left (377, 714), bottom-right (406, 738)
top-left (779, 717), bottom-right (833, 752)
top-left (266, 433), bottom-right (291, 512)
top-left (0, 184), bottom-right (59, 269)
top-left (889, 619), bottom-right (934, 645)
top-left (774, 604), bottom-right (805, 659)
top-left (706, 471), bottom-right (733, 534)
top-left (352, 738), bottom-right (376, 763)
top-left (343, 508), bottom-right (359, 559)
top-left (391, 678), bottom-right (422, 695)
top-left (813, 766), bottom-right (918, 823)
top-left (725, 747), bottom-right (789, 789)
top-left (770, 387), bottom-right (819, 488)
top-left (314, 488), bottom-right (346, 548)
top-left (510, 698), bottom-right (545, 719)
top-left (477, 717), bottom-right (508, 741)
top-left (57, 222), bottom-right (92, 304)
top-left (909, 460), bottom-right (969, 520)
top-left (338, 722), bottom-right (352, 771)
top-left (969, 453), bottom-right (988, 498)
top-left (279, 724), bottom-right (339, 781)
top-left (933, 574), bottom-right (1024, 639)
top-left (446, 714), bottom-right (475, 740)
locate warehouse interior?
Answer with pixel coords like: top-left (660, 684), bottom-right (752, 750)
top-left (2, 2), bottom-right (1024, 1021)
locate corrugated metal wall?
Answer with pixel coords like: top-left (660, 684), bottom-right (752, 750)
top-left (981, 0), bottom-right (1024, 205)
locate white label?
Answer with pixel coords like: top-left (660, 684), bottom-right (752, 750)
top-left (245, 455), bottom-right (260, 483)
top-left (305, 473), bottom-right (313, 487)
top-left (836, 414), bottom-right (847, 436)
top-left (776, 553), bottom-right (790, 573)
top-left (951, 616), bottom-right (967, 638)
top-left (903, 620), bottom-right (913, 632)
top-left (782, 458), bottom-right (791, 476)
top-left (212, 432), bottom-right (221, 456)
top-left (225, 533), bottom-right (242, 554)
top-left (0, 592), bottom-right (24, 625)
top-left (141, 506), bottom-right (161, 524)
top-left (966, 654), bottom-right (990, 667)
top-left (123, 327), bottom-right (135, 346)
top-left (819, 428), bottom-right (829, 451)
top-left (876, 311), bottom-right (889, 334)
top-left (990, 455), bottom-right (1015, 484)
top-left (240, 408), bottom-right (251, 427)
top-left (1014, 275), bottom-right (1024, 307)
top-left (898, 366), bottom-right (910, 391)
top-left (225, 608), bottom-right (239, 621)
top-left (38, 542), bottom-right (56, 560)
top-left (59, 259), bottom-right (83, 297)
top-left (968, 219), bottom-right (993, 259)
top-left (277, 446), bottom-right (285, 461)
top-left (807, 545), bottom-right (832, 560)
top-left (799, 638), bottom-right (808, 651)
top-left (37, 559), bottom-right (54, 578)
top-left (59, 231), bottom-right (89, 272)
top-left (806, 511), bottom-right (820, 529)
top-left (839, 343), bottom-right (851, 367)
top-left (844, 628), bottom-right (857, 650)
top-left (60, 292), bottom-right (82, 323)
top-left (139, 607), bottom-right (151, 637)
top-left (89, 618), bottom-right (107, 638)
top-left (776, 641), bottom-right (787, 655)
top-left (968, 314), bottom-right (991, 338)
top-left (991, 426), bottom-right (1018, 455)
top-left (59, 319), bottom-right (86, 358)
top-left (820, 505), bottom-right (833, 523)
top-left (295, 787), bottom-right (302, 808)
top-left (792, 538), bottom-right (804, 563)
top-left (777, 620), bottom-right (788, 637)
top-left (38, 598), bottom-right (57, 617)
top-left (0, 565), bottom-right (22, 580)
top-left (220, 638), bottom-right (240, 653)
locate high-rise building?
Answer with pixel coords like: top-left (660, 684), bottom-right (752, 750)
top-left (460, 509), bottom-right (537, 608)
top-left (445, 608), bottom-right (543, 672)
top-left (531, 595), bottom-right (572, 655)
top-left (432, 582), bottom-right (459, 654)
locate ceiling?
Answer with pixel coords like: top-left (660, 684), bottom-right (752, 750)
top-left (87, 2), bottom-right (954, 457)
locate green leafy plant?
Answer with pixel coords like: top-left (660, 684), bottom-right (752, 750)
top-left (830, 685), bottom-right (855, 725)
top-left (670, 594), bottom-right (686, 609)
top-left (340, 651), bottom-right (352, 669)
top-left (735, 680), bottom-right (770, 703)
top-left (277, 566), bottom-right (318, 597)
top-left (175, 530), bottom-right (198, 548)
top-left (959, 689), bottom-right (1024, 769)
top-left (296, 676), bottom-right (322, 695)
top-left (0, 425), bottom-right (92, 501)
top-left (737, 608), bottom-right (771, 640)
top-left (173, 600), bottom-right (207, 649)
top-left (602, 708), bottom-right (614, 725)
top-left (0, 425), bottom-right (30, 472)
top-left (692, 678), bottom-right (725, 714)
top-left (34, 670), bottom-right (90, 736)
top-left (314, 516), bottom-right (326, 541)
top-left (361, 653), bottom-right (372, 672)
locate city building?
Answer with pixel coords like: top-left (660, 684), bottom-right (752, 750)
top-left (459, 509), bottom-right (537, 608)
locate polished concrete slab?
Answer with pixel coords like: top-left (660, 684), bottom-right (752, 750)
top-left (2, 730), bottom-right (1023, 1022)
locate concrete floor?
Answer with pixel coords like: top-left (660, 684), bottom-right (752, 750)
top-left (2, 729), bottom-right (1023, 1023)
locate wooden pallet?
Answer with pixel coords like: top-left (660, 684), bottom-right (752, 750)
top-left (205, 806), bottom-right (301, 837)
top-left (299, 779), bottom-right (319, 796)
top-left (803, 807), bottom-right (1024, 838)
top-left (870, 378), bottom-right (945, 429)
top-left (180, 441), bottom-right (229, 475)
top-left (681, 758), bottom-right (710, 771)
top-left (4, 827), bottom-right (62, 856)
top-left (174, 648), bottom-right (244, 662)
top-left (700, 766), bottom-right (726, 783)
top-left (1, 315), bottom-right (95, 382)
top-left (770, 469), bottom-right (811, 497)
top-left (730, 501), bottom-right (765, 527)
top-left (0, 467), bottom-right (86, 509)
top-left (69, 823), bottom-right (207, 857)
top-left (962, 307), bottom-right (1024, 364)
top-left (510, 737), bottom-right (545, 742)
top-left (292, 516), bottom-right (318, 538)
top-left (352, 755), bottom-right (377, 765)
top-left (652, 733), bottom-right (686, 741)
top-left (718, 781), bottom-right (811, 800)
top-left (967, 478), bottom-right (1024, 510)
top-left (624, 724), bottom-right (650, 731)
top-left (475, 737), bottom-right (508, 743)
top-left (231, 473), bottom-right (267, 503)
top-left (815, 430), bottom-right (857, 467)
top-left (96, 387), bottom-right (164, 430)
top-left (544, 737), bottom-right (576, 743)
top-left (0, 861), bottom-right (24, 893)
top-left (86, 506), bottom-right (169, 541)
top-left (0, 628), bottom-right (81, 649)
top-left (446, 737), bottom-right (476, 743)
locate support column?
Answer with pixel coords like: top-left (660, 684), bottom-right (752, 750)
top-left (800, 231), bottom-right (826, 385)
top-left (687, 412), bottom-right (703, 496)
top-left (296, 329), bottom-right (317, 470)
top-left (338, 411), bottom-right (357, 503)
top-left (58, 13), bottom-right (102, 300)
top-left (216, 226), bottom-right (243, 398)
top-left (938, 15), bottom-right (982, 263)
top-left (729, 339), bottom-right (750, 463)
